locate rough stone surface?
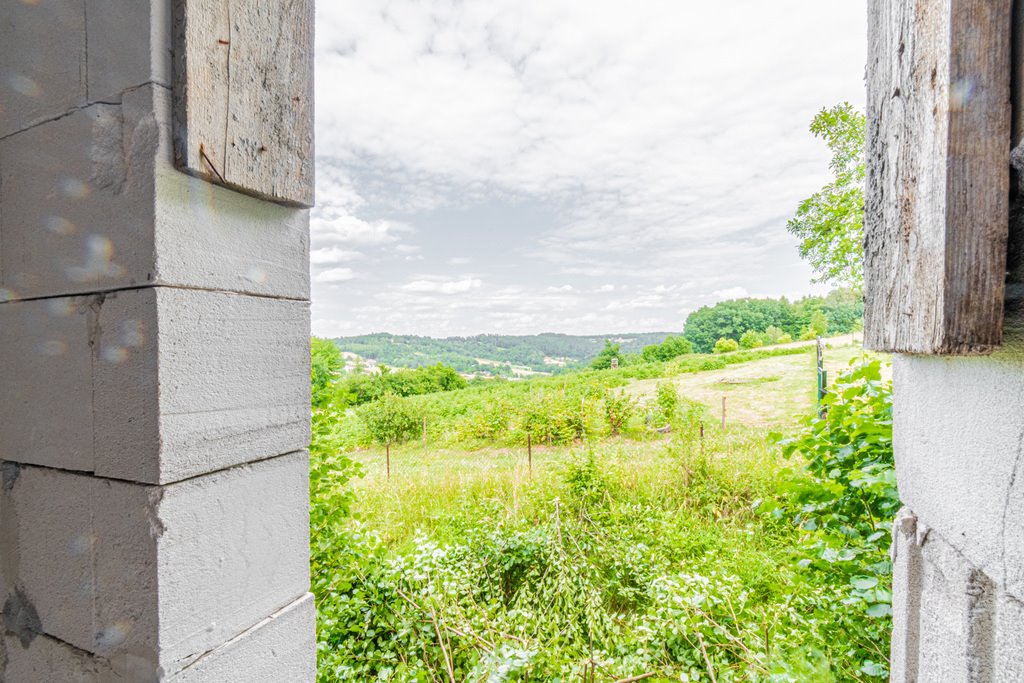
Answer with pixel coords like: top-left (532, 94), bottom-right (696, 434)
top-left (0, 0), bottom-right (87, 139)
top-left (171, 593), bottom-right (316, 682)
top-left (0, 98), bottom-right (156, 301)
top-left (1, 633), bottom-right (104, 683)
top-left (893, 314), bottom-right (1024, 599)
top-left (0, 287), bottom-right (310, 483)
top-left (86, 0), bottom-right (172, 103)
top-left (0, 85), bottom-right (310, 303)
top-left (0, 453), bottom-right (309, 678)
top-left (0, 296), bottom-right (97, 472)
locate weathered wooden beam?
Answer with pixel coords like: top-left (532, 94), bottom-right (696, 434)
top-left (865, 0), bottom-right (1011, 354)
top-left (172, 0), bottom-right (315, 208)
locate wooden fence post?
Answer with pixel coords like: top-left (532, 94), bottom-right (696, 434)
top-left (721, 396), bottom-right (727, 430)
top-left (386, 443), bottom-right (390, 480)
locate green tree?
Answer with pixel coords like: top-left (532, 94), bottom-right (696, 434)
top-left (808, 310), bottom-right (829, 337)
top-left (311, 337), bottom-right (343, 408)
top-left (787, 103), bottom-right (865, 288)
top-left (358, 393), bottom-right (421, 446)
top-left (591, 340), bottom-right (623, 370)
top-left (641, 335), bottom-right (694, 362)
top-left (684, 298), bottom-right (795, 353)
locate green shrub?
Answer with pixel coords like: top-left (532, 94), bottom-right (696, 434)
top-left (773, 358), bottom-right (896, 679)
top-left (739, 330), bottom-right (764, 349)
top-left (654, 381), bottom-right (679, 424)
top-left (713, 337), bottom-right (739, 353)
top-left (777, 333), bottom-right (794, 344)
top-left (603, 390), bottom-right (636, 436)
top-left (762, 326), bottom-right (786, 345)
top-left (358, 393), bottom-right (422, 445)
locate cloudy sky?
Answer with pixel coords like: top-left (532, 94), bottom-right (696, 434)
top-left (311, 1), bottom-right (866, 338)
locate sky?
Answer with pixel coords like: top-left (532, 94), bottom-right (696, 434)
top-left (311, 1), bottom-right (867, 338)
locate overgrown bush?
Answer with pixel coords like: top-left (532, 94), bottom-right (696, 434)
top-left (771, 358), bottom-right (896, 679)
top-left (602, 390), bottom-right (636, 436)
top-left (738, 330), bottom-right (764, 349)
top-left (654, 381), bottom-right (679, 425)
top-left (713, 337), bottom-right (739, 354)
top-left (358, 393), bottom-right (422, 446)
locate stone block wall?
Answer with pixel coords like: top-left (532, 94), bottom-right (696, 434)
top-left (0, 1), bottom-right (315, 680)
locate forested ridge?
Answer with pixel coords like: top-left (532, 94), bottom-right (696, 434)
top-left (333, 289), bottom-right (863, 372)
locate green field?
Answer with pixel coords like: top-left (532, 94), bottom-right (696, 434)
top-left (311, 338), bottom-right (895, 682)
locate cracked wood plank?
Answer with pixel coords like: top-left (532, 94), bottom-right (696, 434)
top-left (865, 0), bottom-right (1011, 354)
top-left (171, 0), bottom-right (314, 207)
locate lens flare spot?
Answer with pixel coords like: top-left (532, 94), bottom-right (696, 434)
top-left (102, 346), bottom-right (128, 364)
top-left (0, 289), bottom-right (15, 303)
top-left (9, 73), bottom-right (40, 97)
top-left (66, 235), bottom-right (124, 283)
top-left (69, 533), bottom-right (97, 555)
top-left (950, 78), bottom-right (975, 110)
top-left (245, 266), bottom-right (268, 284)
top-left (96, 622), bottom-right (133, 651)
top-left (120, 319), bottom-right (145, 347)
top-left (59, 176), bottom-right (91, 199)
top-left (39, 340), bottom-right (67, 356)
top-left (47, 298), bottom-right (76, 316)
top-left (44, 215), bottom-right (76, 235)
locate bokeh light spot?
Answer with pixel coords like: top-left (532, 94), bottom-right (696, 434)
top-left (58, 176), bottom-right (91, 199)
top-left (120, 319), bottom-right (145, 347)
top-left (9, 73), bottom-right (40, 97)
top-left (45, 215), bottom-right (76, 235)
top-left (39, 340), bottom-right (68, 357)
top-left (102, 346), bottom-right (128, 364)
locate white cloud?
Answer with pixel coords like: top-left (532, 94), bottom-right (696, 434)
top-left (310, 247), bottom-right (364, 265)
top-left (400, 277), bottom-right (483, 294)
top-left (315, 268), bottom-right (357, 283)
top-left (712, 286), bottom-right (749, 301)
top-left (311, 1), bottom-right (865, 335)
top-left (311, 215), bottom-right (411, 247)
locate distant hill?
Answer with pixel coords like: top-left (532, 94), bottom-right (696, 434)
top-left (331, 332), bottom-right (677, 376)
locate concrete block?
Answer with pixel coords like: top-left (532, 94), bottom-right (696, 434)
top-left (916, 530), bottom-right (996, 681)
top-left (0, 85), bottom-right (309, 302)
top-left (0, 287), bottom-right (309, 482)
top-left (171, 593), bottom-right (315, 683)
top-left (893, 320), bottom-right (1024, 597)
top-left (0, 464), bottom-right (158, 657)
top-left (154, 452), bottom-right (311, 670)
top-left (0, 0), bottom-right (87, 138)
top-left (95, 287), bottom-right (311, 483)
top-left (0, 96), bottom-right (156, 301)
top-left (0, 297), bottom-right (97, 471)
top-left (0, 453), bottom-right (309, 677)
top-left (86, 0), bottom-right (171, 103)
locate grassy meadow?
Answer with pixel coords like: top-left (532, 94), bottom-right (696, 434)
top-left (311, 339), bottom-right (895, 682)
